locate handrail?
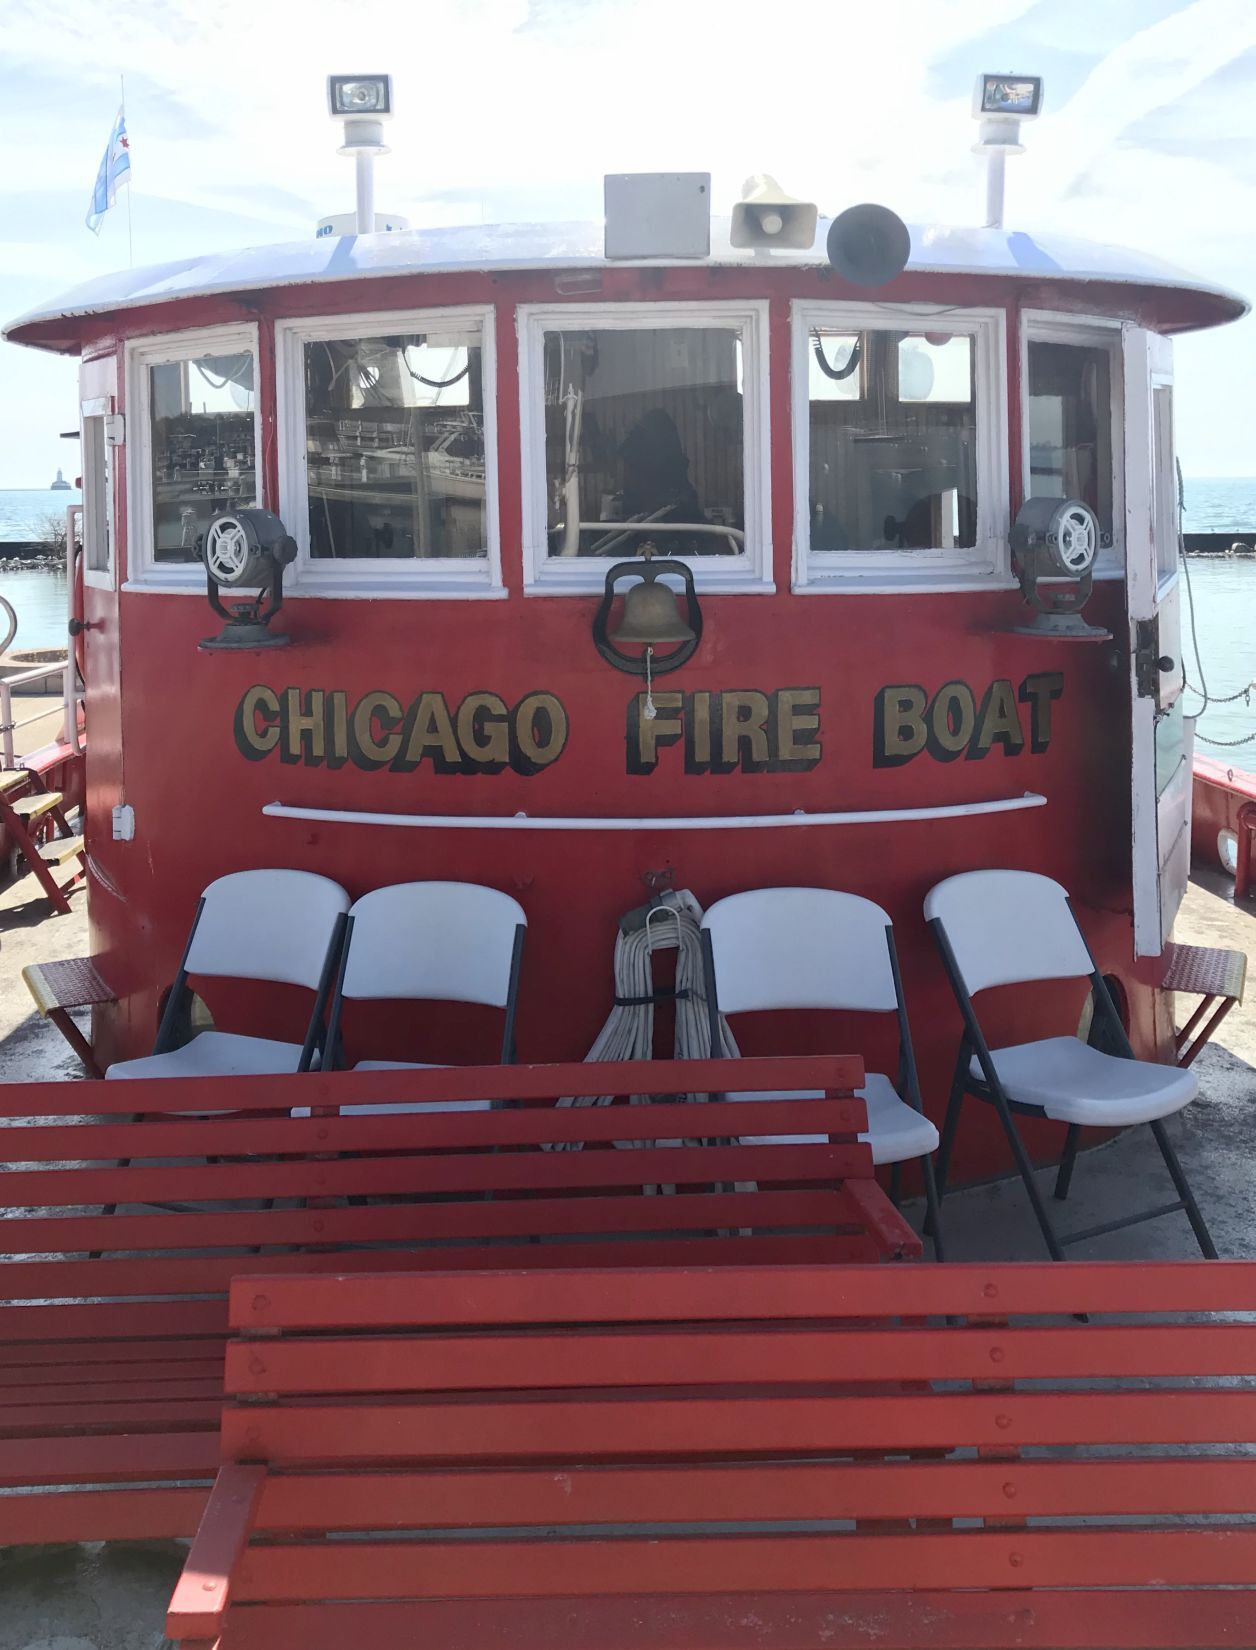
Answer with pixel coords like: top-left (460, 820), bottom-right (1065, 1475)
top-left (0, 660), bottom-right (83, 769)
top-left (262, 793), bottom-right (1048, 832)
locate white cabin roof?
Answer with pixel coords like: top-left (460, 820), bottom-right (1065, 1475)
top-left (5, 217), bottom-right (1246, 350)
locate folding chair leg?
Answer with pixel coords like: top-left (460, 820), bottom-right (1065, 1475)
top-left (920, 1152), bottom-right (944, 1262)
top-left (985, 1087), bottom-right (1066, 1262)
top-left (1054, 1124), bottom-right (1081, 1202)
top-left (934, 1045), bottom-right (970, 1201)
top-left (1150, 1117), bottom-right (1218, 1259)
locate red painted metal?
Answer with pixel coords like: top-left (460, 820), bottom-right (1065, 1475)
top-left (192, 1590), bottom-right (1256, 1650)
top-left (230, 1258), bottom-right (1256, 1331)
top-left (165, 1258), bottom-right (1256, 1647)
top-left (38, 257), bottom-right (1184, 1183)
top-left (0, 1056), bottom-right (916, 1546)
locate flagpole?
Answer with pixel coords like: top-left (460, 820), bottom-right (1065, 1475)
top-left (121, 73), bottom-right (133, 268)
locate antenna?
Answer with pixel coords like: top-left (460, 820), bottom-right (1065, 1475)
top-left (971, 74), bottom-right (1043, 229)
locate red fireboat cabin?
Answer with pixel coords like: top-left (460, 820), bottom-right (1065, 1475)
top-left (6, 74), bottom-right (1256, 1645)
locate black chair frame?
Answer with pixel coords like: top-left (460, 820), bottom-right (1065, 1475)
top-left (322, 915), bottom-right (526, 1079)
top-left (700, 921), bottom-right (944, 1260)
top-left (927, 900), bottom-right (1215, 1262)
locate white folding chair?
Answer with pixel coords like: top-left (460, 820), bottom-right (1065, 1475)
top-left (106, 869), bottom-right (350, 1082)
top-left (700, 887), bottom-right (943, 1256)
top-left (316, 880), bottom-right (527, 1115)
top-left (925, 868), bottom-right (1214, 1260)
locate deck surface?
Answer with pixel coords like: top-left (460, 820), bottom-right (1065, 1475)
top-left (0, 862), bottom-right (1252, 1650)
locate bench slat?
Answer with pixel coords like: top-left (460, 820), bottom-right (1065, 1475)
top-left (0, 1095), bottom-right (866, 1161)
top-left (231, 1527), bottom-right (1256, 1600)
top-left (1, 1141), bottom-right (869, 1209)
top-left (0, 1055), bottom-right (865, 1117)
top-left (0, 1187), bottom-right (866, 1258)
top-left (0, 1486), bottom-right (208, 1545)
top-left (208, 1591), bottom-right (1256, 1650)
top-left (281, 1454), bottom-right (1256, 1526)
top-left (3, 1235), bottom-right (874, 1305)
top-left (0, 1429), bottom-right (218, 1486)
top-left (220, 1389), bottom-right (1256, 1463)
top-left (230, 1259), bottom-right (1256, 1331)
top-left (229, 1321), bottom-right (1256, 1394)
top-left (249, 1456), bottom-right (1256, 1528)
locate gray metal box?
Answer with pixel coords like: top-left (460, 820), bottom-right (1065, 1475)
top-left (603, 173), bottom-right (711, 260)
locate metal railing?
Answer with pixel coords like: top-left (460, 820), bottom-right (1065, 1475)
top-left (0, 659), bottom-right (83, 770)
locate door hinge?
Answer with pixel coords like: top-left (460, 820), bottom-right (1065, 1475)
top-left (1134, 617), bottom-right (1175, 699)
top-left (104, 413), bottom-right (125, 447)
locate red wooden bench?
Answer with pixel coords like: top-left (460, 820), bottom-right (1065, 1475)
top-left (0, 1053), bottom-right (914, 1545)
top-left (168, 1259), bottom-right (1256, 1650)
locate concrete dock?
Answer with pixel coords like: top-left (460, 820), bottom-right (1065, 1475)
top-left (0, 860), bottom-right (1252, 1649)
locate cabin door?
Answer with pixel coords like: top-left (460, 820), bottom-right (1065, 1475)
top-left (1124, 326), bottom-right (1189, 958)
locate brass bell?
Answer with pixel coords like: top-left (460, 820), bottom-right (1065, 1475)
top-left (611, 571), bottom-right (697, 647)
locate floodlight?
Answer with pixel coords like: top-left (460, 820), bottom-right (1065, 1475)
top-left (974, 74), bottom-right (1043, 120)
top-left (328, 75), bottom-right (393, 119)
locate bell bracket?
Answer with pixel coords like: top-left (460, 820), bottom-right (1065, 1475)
top-left (592, 555), bottom-right (703, 676)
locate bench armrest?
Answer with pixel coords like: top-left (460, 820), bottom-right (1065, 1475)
top-left (845, 1178), bottom-right (923, 1261)
top-left (166, 1462), bottom-right (266, 1643)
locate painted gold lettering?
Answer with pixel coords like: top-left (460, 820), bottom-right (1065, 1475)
top-left (686, 689), bottom-right (713, 773)
top-left (718, 690), bottom-right (770, 772)
top-left (627, 692), bottom-right (683, 774)
top-left (457, 692), bottom-right (510, 770)
top-left (512, 692), bottom-right (568, 774)
top-left (1019, 671), bottom-right (1065, 754)
top-left (282, 688), bottom-right (326, 765)
top-left (972, 679), bottom-right (1025, 758)
top-left (773, 687), bottom-right (822, 769)
top-left (326, 691), bottom-right (349, 768)
top-left (234, 685), bottom-right (281, 761)
top-left (395, 692), bottom-right (462, 772)
top-left (927, 681), bottom-right (977, 762)
top-left (873, 684), bottom-right (928, 768)
top-left (348, 691), bottom-right (404, 769)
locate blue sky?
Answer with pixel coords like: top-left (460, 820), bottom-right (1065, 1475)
top-left (1, 0), bottom-right (1255, 486)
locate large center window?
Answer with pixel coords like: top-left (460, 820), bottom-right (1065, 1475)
top-left (520, 303), bottom-right (771, 591)
top-left (277, 308), bottom-right (499, 595)
top-left (792, 304), bottom-right (1006, 589)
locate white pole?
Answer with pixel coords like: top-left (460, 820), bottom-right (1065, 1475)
top-left (985, 149), bottom-right (1006, 229)
top-left (355, 150), bottom-right (375, 234)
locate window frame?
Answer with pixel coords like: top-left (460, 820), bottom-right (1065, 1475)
top-left (276, 305), bottom-right (502, 600)
top-left (1020, 310), bottom-right (1124, 581)
top-left (517, 299), bottom-right (773, 595)
top-left (123, 323), bottom-right (262, 591)
top-left (791, 301), bottom-right (1009, 594)
top-left (79, 385), bottom-right (115, 593)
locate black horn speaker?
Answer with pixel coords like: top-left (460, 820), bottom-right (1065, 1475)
top-left (826, 203), bottom-right (911, 288)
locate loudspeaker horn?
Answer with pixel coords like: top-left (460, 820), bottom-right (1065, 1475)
top-left (826, 203), bottom-right (911, 288)
top-left (731, 174), bottom-right (818, 250)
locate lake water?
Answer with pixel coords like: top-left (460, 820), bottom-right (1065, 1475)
top-left (0, 479), bottom-right (1252, 757)
top-left (0, 488), bottom-right (81, 545)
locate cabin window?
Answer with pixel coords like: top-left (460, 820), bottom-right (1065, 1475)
top-left (276, 307), bottom-right (500, 597)
top-left (125, 326), bottom-right (262, 585)
top-left (792, 304), bottom-right (1007, 590)
top-left (1022, 316), bottom-right (1122, 575)
top-left (519, 302), bottom-right (772, 592)
top-left (1027, 341), bottom-right (1114, 544)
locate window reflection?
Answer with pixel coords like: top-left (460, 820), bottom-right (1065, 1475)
top-left (1028, 340), bottom-right (1113, 541)
top-left (808, 330), bottom-right (976, 552)
top-left (149, 352), bottom-right (256, 563)
top-left (303, 331), bottom-right (487, 560)
top-left (543, 327), bottom-right (745, 557)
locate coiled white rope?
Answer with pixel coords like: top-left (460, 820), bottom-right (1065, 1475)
top-left (554, 887), bottom-right (739, 1149)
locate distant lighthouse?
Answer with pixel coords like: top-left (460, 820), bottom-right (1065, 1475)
top-left (49, 468), bottom-right (70, 491)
